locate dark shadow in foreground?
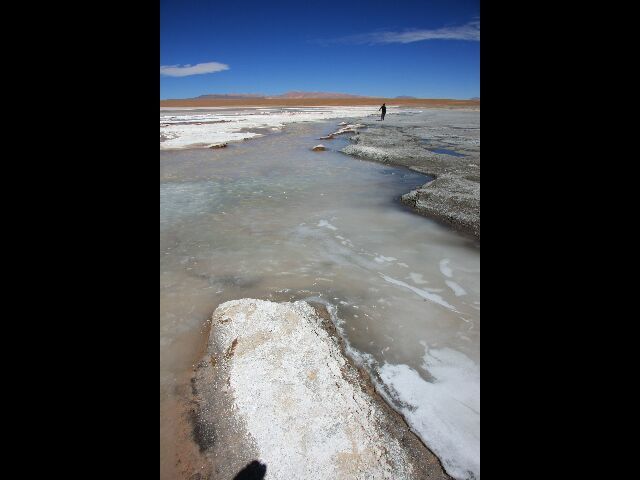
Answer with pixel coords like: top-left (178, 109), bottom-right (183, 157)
top-left (233, 460), bottom-right (267, 480)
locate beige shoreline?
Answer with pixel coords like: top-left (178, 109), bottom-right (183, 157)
top-left (160, 97), bottom-right (479, 108)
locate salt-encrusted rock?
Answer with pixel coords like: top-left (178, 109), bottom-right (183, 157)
top-left (319, 134), bottom-right (335, 140)
top-left (341, 122), bottom-right (479, 240)
top-left (330, 124), bottom-right (367, 136)
top-left (208, 142), bottom-right (227, 149)
top-left (401, 174), bottom-right (480, 240)
top-left (312, 144), bottom-right (326, 151)
top-left (191, 299), bottom-right (450, 480)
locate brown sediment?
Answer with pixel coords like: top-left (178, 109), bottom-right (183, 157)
top-left (160, 395), bottom-right (213, 480)
top-left (224, 338), bottom-right (238, 359)
top-left (188, 309), bottom-right (260, 480)
top-left (161, 315), bottom-right (219, 480)
top-left (161, 97), bottom-right (479, 109)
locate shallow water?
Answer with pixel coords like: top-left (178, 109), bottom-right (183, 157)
top-left (429, 147), bottom-right (467, 157)
top-left (160, 110), bottom-right (480, 479)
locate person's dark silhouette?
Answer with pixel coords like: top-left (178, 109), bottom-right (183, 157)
top-left (233, 460), bottom-right (267, 480)
top-left (378, 103), bottom-right (386, 121)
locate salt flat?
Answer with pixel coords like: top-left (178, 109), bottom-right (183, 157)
top-left (160, 111), bottom-right (479, 480)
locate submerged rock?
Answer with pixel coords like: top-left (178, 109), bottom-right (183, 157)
top-left (312, 144), bottom-right (326, 151)
top-left (191, 299), bottom-right (450, 480)
top-left (208, 142), bottom-right (227, 149)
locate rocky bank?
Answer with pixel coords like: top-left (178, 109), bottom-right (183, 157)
top-left (340, 109), bottom-right (480, 240)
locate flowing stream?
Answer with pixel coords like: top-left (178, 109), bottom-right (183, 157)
top-left (160, 109), bottom-right (480, 480)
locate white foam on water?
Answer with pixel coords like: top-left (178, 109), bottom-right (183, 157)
top-left (374, 255), bottom-right (397, 264)
top-left (317, 219), bottom-right (338, 230)
top-left (408, 272), bottom-right (428, 284)
top-left (439, 259), bottom-right (453, 278)
top-left (379, 273), bottom-right (457, 312)
top-left (378, 346), bottom-right (480, 480)
top-left (334, 235), bottom-right (354, 247)
top-left (445, 280), bottom-right (467, 296)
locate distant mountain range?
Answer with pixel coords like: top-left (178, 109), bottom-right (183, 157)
top-left (194, 91), bottom-right (367, 100)
top-left (277, 91), bottom-right (366, 99)
top-left (161, 93), bottom-right (481, 106)
top-left (195, 93), bottom-right (265, 99)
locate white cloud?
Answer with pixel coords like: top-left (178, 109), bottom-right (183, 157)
top-left (160, 61), bottom-right (229, 77)
top-left (335, 20), bottom-right (480, 45)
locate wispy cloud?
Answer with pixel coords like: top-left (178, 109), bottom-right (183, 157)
top-left (328, 20), bottom-right (479, 45)
top-left (160, 61), bottom-right (229, 77)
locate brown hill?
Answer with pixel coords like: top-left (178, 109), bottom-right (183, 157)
top-left (160, 97), bottom-right (480, 108)
top-left (273, 91), bottom-right (366, 99)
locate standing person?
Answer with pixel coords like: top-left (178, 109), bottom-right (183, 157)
top-left (378, 103), bottom-right (386, 121)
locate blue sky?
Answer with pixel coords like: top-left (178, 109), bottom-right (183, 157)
top-left (160, 0), bottom-right (479, 100)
